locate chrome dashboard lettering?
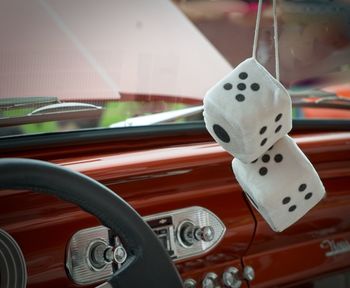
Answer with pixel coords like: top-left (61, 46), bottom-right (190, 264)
top-left (320, 239), bottom-right (350, 257)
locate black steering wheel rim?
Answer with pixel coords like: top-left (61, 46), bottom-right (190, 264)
top-left (0, 158), bottom-right (183, 288)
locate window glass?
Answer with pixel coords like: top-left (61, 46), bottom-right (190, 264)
top-left (1, 0), bottom-right (349, 137)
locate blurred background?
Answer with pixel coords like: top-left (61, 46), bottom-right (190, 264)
top-left (174, 0), bottom-right (350, 88)
top-left (1, 0), bottom-right (350, 136)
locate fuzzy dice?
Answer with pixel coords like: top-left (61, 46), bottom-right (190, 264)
top-left (232, 135), bottom-right (326, 232)
top-left (203, 57), bottom-right (292, 163)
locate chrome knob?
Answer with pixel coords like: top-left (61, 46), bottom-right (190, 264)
top-left (113, 246), bottom-right (127, 264)
top-left (180, 221), bottom-right (197, 246)
top-left (178, 221), bottom-right (215, 248)
top-left (202, 272), bottom-right (219, 288)
top-left (222, 267), bottom-right (242, 288)
top-left (184, 278), bottom-right (197, 288)
top-left (195, 226), bottom-right (215, 242)
top-left (243, 266), bottom-right (255, 282)
top-left (87, 240), bottom-right (112, 270)
top-left (103, 246), bottom-right (114, 263)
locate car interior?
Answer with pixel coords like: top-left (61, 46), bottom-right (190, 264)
top-left (0, 0), bottom-right (350, 288)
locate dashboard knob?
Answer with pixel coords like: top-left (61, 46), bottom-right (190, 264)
top-left (88, 240), bottom-right (112, 270)
top-left (103, 246), bottom-right (114, 263)
top-left (184, 278), bottom-right (197, 288)
top-left (242, 266), bottom-right (255, 282)
top-left (113, 246), bottom-right (127, 264)
top-left (202, 272), bottom-right (219, 288)
top-left (222, 267), bottom-right (242, 288)
top-left (178, 221), bottom-right (196, 247)
top-left (194, 226), bottom-right (215, 242)
top-left (178, 221), bottom-right (215, 247)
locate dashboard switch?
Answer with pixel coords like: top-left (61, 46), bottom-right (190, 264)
top-left (178, 221), bottom-right (216, 247)
top-left (243, 266), bottom-right (255, 282)
top-left (202, 272), bottom-right (219, 288)
top-left (184, 278), bottom-right (197, 288)
top-left (178, 221), bottom-right (197, 247)
top-left (195, 226), bottom-right (215, 242)
top-left (222, 267), bottom-right (242, 288)
top-left (113, 246), bottom-right (127, 264)
top-left (88, 240), bottom-right (111, 270)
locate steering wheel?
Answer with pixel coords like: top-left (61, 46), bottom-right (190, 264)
top-left (0, 158), bottom-right (183, 288)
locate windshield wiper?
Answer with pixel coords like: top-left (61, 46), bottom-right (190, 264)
top-left (289, 89), bottom-right (335, 99)
top-left (0, 102), bottom-right (103, 127)
top-left (290, 89), bottom-right (350, 109)
top-left (0, 96), bottom-right (59, 110)
top-left (28, 102), bottom-right (102, 115)
top-left (293, 96), bottom-right (350, 110)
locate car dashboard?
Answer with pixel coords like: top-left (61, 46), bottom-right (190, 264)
top-left (0, 122), bottom-right (350, 288)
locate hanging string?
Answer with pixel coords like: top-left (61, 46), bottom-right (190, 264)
top-left (273, 0), bottom-right (280, 81)
top-left (252, 0), bottom-right (263, 59)
top-left (252, 0), bottom-right (280, 81)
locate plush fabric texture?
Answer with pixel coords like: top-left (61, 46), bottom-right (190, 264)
top-left (204, 57), bottom-right (326, 232)
top-left (232, 135), bottom-right (326, 232)
top-left (203, 57), bottom-right (292, 163)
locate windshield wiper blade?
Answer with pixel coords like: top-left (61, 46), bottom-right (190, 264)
top-left (0, 96), bottom-right (59, 110)
top-left (28, 102), bottom-right (102, 115)
top-left (293, 96), bottom-right (350, 110)
top-left (290, 89), bottom-right (350, 110)
top-left (0, 102), bottom-right (103, 128)
top-left (289, 89), bottom-right (335, 99)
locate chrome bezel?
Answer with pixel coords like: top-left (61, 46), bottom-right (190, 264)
top-left (66, 207), bottom-right (226, 285)
top-left (86, 239), bottom-right (109, 272)
top-left (144, 206), bottom-right (226, 262)
top-left (65, 226), bottom-right (114, 285)
top-left (176, 220), bottom-right (196, 248)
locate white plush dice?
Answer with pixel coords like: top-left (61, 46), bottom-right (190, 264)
top-left (203, 57), bottom-right (292, 163)
top-left (232, 135), bottom-right (326, 232)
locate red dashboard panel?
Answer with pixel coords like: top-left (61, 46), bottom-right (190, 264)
top-left (0, 142), bottom-right (254, 287)
top-left (0, 131), bottom-right (349, 287)
top-left (244, 133), bottom-right (350, 287)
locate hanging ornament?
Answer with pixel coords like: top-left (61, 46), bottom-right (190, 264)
top-left (203, 0), bottom-right (326, 232)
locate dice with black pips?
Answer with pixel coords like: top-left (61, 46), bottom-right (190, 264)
top-left (232, 135), bottom-right (326, 232)
top-left (203, 57), bottom-right (292, 163)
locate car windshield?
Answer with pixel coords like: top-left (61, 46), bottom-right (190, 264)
top-left (1, 0), bottom-right (350, 137)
